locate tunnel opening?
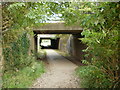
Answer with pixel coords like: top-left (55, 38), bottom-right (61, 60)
top-left (40, 39), bottom-right (51, 49)
top-left (33, 27), bottom-right (86, 62)
top-left (35, 33), bottom-right (86, 65)
top-left (38, 34), bottom-right (60, 50)
top-left (32, 21), bottom-right (86, 67)
top-left (40, 37), bottom-right (60, 49)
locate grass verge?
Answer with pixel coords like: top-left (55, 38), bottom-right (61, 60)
top-left (76, 65), bottom-right (113, 88)
top-left (36, 49), bottom-right (46, 60)
top-left (2, 61), bottom-right (45, 88)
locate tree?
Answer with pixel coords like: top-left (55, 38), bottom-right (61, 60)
top-left (62, 2), bottom-right (119, 88)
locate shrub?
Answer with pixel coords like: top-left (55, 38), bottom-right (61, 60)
top-left (2, 60), bottom-right (45, 88)
top-left (36, 50), bottom-right (46, 60)
top-left (64, 2), bottom-right (120, 88)
top-left (76, 66), bottom-right (113, 88)
top-left (3, 31), bottom-right (33, 72)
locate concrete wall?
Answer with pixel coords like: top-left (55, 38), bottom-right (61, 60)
top-left (59, 34), bottom-right (70, 52)
top-left (27, 32), bottom-right (36, 55)
top-left (59, 34), bottom-right (86, 61)
top-left (32, 33), bottom-right (86, 61)
top-left (28, 34), bottom-right (35, 55)
top-left (67, 35), bottom-right (87, 60)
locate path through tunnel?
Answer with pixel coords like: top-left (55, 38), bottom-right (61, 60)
top-left (33, 29), bottom-right (86, 61)
top-left (39, 35), bottom-right (60, 49)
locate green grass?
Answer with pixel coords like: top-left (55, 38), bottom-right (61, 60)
top-left (37, 49), bottom-right (46, 59)
top-left (76, 66), bottom-right (113, 88)
top-left (3, 61), bottom-right (45, 88)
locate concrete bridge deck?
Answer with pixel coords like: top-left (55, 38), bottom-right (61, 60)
top-left (32, 22), bottom-right (85, 62)
top-left (33, 22), bottom-right (83, 34)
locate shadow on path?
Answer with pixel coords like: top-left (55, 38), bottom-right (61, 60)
top-left (31, 49), bottom-right (80, 88)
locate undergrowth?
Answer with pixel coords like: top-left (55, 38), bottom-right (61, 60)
top-left (76, 66), bottom-right (113, 88)
top-left (36, 49), bottom-right (46, 60)
top-left (2, 60), bottom-right (45, 88)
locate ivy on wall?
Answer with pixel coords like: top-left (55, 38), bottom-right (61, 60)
top-left (3, 31), bottom-right (33, 71)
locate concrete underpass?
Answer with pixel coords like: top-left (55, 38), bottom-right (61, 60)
top-left (32, 22), bottom-right (86, 61)
top-left (30, 22), bottom-right (86, 88)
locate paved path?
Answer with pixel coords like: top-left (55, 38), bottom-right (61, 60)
top-left (31, 49), bottom-right (80, 88)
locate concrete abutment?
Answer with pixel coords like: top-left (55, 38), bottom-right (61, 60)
top-left (59, 34), bottom-right (87, 61)
top-left (31, 33), bottom-right (86, 62)
top-left (31, 22), bottom-right (86, 61)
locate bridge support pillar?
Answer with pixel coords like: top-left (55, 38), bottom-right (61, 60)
top-left (34, 34), bottom-right (38, 53)
top-left (67, 34), bottom-right (86, 61)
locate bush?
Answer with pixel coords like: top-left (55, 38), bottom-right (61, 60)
top-left (2, 61), bottom-right (45, 88)
top-left (35, 50), bottom-right (46, 60)
top-left (3, 32), bottom-right (33, 72)
top-left (69, 2), bottom-right (119, 88)
top-left (76, 66), bottom-right (113, 88)
top-left (2, 31), bottom-right (45, 88)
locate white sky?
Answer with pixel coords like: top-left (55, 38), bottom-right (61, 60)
top-left (46, 14), bottom-right (63, 23)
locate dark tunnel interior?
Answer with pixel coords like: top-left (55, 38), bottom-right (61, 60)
top-left (40, 38), bottom-right (60, 49)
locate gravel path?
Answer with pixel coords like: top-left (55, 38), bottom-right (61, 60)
top-left (31, 49), bottom-right (80, 88)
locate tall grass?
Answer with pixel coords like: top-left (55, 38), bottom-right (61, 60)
top-left (76, 66), bottom-right (113, 88)
top-left (3, 61), bottom-right (45, 88)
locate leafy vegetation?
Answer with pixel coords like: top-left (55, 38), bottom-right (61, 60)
top-left (2, 2), bottom-right (48, 88)
top-left (2, 2), bottom-right (119, 88)
top-left (76, 65), bottom-right (113, 88)
top-left (3, 61), bottom-right (44, 88)
top-left (36, 49), bottom-right (46, 60)
top-left (2, 28), bottom-right (45, 88)
top-left (62, 2), bottom-right (119, 88)
top-left (3, 31), bottom-right (31, 71)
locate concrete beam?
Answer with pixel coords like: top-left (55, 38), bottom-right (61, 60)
top-left (33, 22), bottom-right (82, 31)
top-left (34, 30), bottom-right (82, 34)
